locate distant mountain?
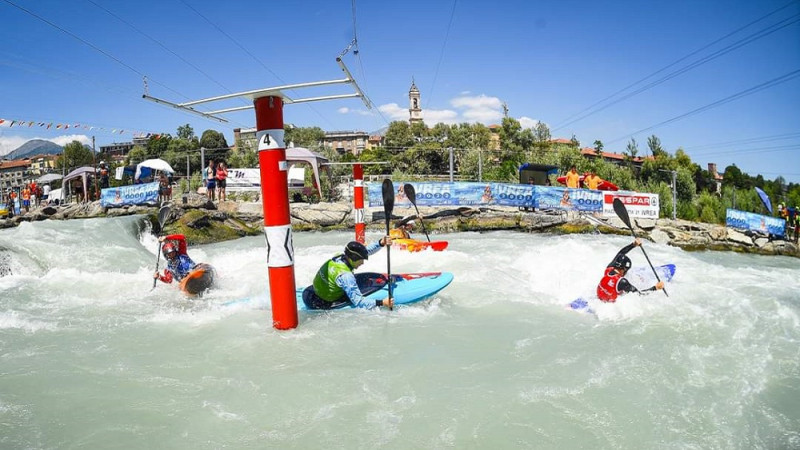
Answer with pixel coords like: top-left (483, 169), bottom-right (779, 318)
top-left (370, 126), bottom-right (389, 136)
top-left (4, 139), bottom-right (63, 160)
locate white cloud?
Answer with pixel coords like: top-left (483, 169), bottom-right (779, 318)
top-left (49, 134), bottom-right (91, 147)
top-left (423, 109), bottom-right (459, 125)
top-left (450, 94), bottom-right (503, 110)
top-left (337, 107), bottom-right (350, 114)
top-left (378, 103), bottom-right (408, 121)
top-left (375, 93), bottom-right (543, 129)
top-left (518, 117), bottom-right (541, 129)
top-left (0, 135), bottom-right (28, 156)
top-left (338, 106), bottom-right (377, 117)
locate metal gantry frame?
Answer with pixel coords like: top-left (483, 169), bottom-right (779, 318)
top-left (142, 57), bottom-right (372, 121)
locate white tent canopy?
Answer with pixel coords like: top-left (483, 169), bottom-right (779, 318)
top-left (286, 147), bottom-right (330, 197)
top-left (135, 159), bottom-right (174, 181)
top-left (62, 166), bottom-right (96, 203)
top-left (37, 173), bottom-right (63, 184)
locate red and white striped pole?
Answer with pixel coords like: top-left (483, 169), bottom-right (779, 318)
top-left (254, 96), bottom-right (298, 330)
top-left (353, 163), bottom-right (365, 244)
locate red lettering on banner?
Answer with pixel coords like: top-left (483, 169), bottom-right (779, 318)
top-left (606, 195), bottom-right (651, 206)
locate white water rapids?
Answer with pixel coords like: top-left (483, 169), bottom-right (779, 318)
top-left (1, 215), bottom-right (798, 448)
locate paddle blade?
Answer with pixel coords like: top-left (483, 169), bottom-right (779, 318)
top-left (612, 198), bottom-right (632, 230)
top-left (157, 205), bottom-right (171, 229)
top-left (381, 179), bottom-right (394, 229)
top-left (404, 183), bottom-right (417, 205)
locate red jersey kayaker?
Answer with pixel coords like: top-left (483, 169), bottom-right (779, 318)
top-left (153, 234), bottom-right (196, 283)
top-left (304, 238), bottom-right (394, 310)
top-left (597, 238), bottom-right (664, 302)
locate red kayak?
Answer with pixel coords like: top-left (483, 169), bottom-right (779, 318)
top-left (392, 238), bottom-right (449, 252)
top-left (556, 174), bottom-right (618, 191)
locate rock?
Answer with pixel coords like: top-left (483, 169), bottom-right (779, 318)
top-left (635, 219), bottom-right (657, 230)
top-left (650, 228), bottom-right (671, 245)
top-left (726, 228), bottom-right (754, 246)
top-left (41, 206), bottom-right (58, 216)
top-left (291, 202), bottom-right (351, 227)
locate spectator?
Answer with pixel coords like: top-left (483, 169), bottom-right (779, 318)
top-left (204, 159), bottom-right (216, 202)
top-left (21, 184), bottom-right (31, 213)
top-left (566, 166), bottom-right (580, 188)
top-left (158, 173), bottom-right (172, 204)
top-left (99, 161), bottom-right (110, 189)
top-left (216, 161), bottom-right (228, 202)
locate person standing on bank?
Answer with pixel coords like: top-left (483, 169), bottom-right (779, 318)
top-left (204, 159), bottom-right (216, 202)
top-left (216, 161), bottom-right (228, 202)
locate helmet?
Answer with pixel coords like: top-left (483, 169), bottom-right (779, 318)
top-left (612, 255), bottom-right (632, 271)
top-left (162, 242), bottom-right (178, 258)
top-left (344, 241), bottom-right (369, 262)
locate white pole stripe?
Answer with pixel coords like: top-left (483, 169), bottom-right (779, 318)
top-left (263, 224), bottom-right (294, 267)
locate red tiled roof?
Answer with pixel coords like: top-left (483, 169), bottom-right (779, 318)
top-left (580, 147), bottom-right (650, 162)
top-left (551, 138), bottom-right (572, 144)
top-left (0, 159), bottom-right (30, 169)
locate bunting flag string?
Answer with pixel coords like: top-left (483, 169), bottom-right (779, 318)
top-left (0, 116), bottom-right (163, 139)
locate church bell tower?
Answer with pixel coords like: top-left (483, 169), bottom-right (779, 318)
top-left (409, 78), bottom-right (422, 124)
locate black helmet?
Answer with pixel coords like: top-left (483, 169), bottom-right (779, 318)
top-left (612, 255), bottom-right (632, 271)
top-left (344, 241), bottom-right (369, 262)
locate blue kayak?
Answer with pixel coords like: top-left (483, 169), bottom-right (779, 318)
top-left (569, 264), bottom-right (676, 313)
top-left (297, 272), bottom-right (454, 310)
top-left (223, 272), bottom-right (454, 310)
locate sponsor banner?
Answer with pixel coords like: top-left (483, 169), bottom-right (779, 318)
top-left (726, 208), bottom-right (785, 237)
top-left (226, 168), bottom-right (262, 192)
top-left (601, 191), bottom-right (660, 219)
top-left (100, 182), bottom-right (159, 207)
top-left (367, 182), bottom-right (602, 211)
top-left (535, 187), bottom-right (603, 212)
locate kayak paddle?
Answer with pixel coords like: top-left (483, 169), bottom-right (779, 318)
top-left (151, 205), bottom-right (171, 290)
top-left (612, 198), bottom-right (668, 297)
top-left (403, 183), bottom-right (431, 242)
top-left (381, 179), bottom-right (395, 310)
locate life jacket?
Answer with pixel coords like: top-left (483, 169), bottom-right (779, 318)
top-left (597, 267), bottom-right (623, 302)
top-left (21, 189), bottom-right (30, 200)
top-left (312, 255), bottom-right (352, 302)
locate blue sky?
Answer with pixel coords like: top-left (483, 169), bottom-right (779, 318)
top-left (1, 0), bottom-right (798, 182)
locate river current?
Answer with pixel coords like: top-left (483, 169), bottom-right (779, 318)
top-left (1, 215), bottom-right (798, 448)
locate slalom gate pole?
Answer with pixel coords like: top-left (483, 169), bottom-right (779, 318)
top-left (255, 96), bottom-right (298, 330)
top-left (353, 163), bottom-right (365, 244)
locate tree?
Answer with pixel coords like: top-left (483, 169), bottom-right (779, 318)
top-left (570, 134), bottom-right (580, 149)
top-left (200, 130), bottom-right (230, 162)
top-left (55, 140), bottom-right (94, 171)
top-left (647, 135), bottom-right (667, 158)
top-left (284, 126), bottom-right (324, 149)
top-left (177, 124), bottom-right (195, 140)
top-left (384, 121), bottom-right (414, 148)
top-left (593, 140), bottom-right (604, 155)
top-left (146, 134), bottom-right (172, 159)
top-left (624, 138), bottom-right (639, 159)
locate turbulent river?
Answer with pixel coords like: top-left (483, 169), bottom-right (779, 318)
top-left (1, 215), bottom-right (798, 448)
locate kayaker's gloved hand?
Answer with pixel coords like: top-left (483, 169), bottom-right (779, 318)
top-left (379, 236), bottom-right (393, 246)
top-left (376, 297), bottom-right (394, 309)
top-left (633, 238), bottom-right (641, 246)
top-left (655, 281), bottom-right (665, 290)
top-left (153, 272), bottom-right (160, 279)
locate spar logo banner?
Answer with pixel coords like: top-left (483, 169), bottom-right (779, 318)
top-left (602, 192), bottom-right (660, 219)
top-left (366, 182), bottom-right (603, 212)
top-left (226, 168), bottom-right (262, 192)
top-left (726, 208), bottom-right (785, 237)
top-left (100, 182), bottom-right (159, 207)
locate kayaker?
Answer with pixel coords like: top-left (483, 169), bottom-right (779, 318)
top-left (585, 170), bottom-right (601, 190)
top-left (153, 234), bottom-right (196, 284)
top-left (390, 217), bottom-right (418, 239)
top-left (304, 238), bottom-right (394, 310)
top-left (596, 238), bottom-right (664, 302)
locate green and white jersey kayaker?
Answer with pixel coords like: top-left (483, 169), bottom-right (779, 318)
top-left (306, 238), bottom-right (394, 310)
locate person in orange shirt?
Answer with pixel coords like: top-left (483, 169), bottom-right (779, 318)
top-left (21, 185), bottom-right (31, 213)
top-left (585, 170), bottom-right (601, 190)
top-left (565, 166), bottom-right (580, 188)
